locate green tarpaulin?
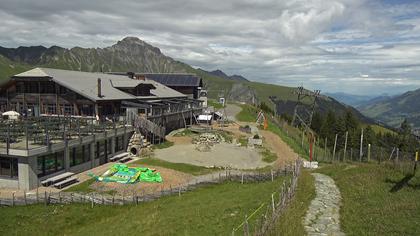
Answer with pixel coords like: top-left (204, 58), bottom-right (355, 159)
top-left (89, 164), bottom-right (162, 184)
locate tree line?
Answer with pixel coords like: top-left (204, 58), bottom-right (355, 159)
top-left (310, 110), bottom-right (420, 154)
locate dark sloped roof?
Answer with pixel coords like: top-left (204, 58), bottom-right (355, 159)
top-left (138, 73), bottom-right (202, 87)
top-left (12, 68), bottom-right (186, 101)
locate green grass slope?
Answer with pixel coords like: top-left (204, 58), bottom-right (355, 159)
top-left (0, 176), bottom-right (287, 235)
top-left (317, 163), bottom-right (420, 235)
top-left (0, 55), bottom-right (31, 83)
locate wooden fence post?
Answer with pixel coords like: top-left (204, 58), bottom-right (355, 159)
top-left (333, 134), bottom-right (338, 162)
top-left (359, 128), bottom-right (364, 162)
top-left (271, 170), bottom-right (274, 182)
top-left (368, 144), bottom-right (371, 162)
top-left (344, 131), bottom-right (348, 162)
top-left (271, 193), bottom-right (275, 212)
top-left (324, 137), bottom-right (327, 162)
top-left (12, 192), bottom-right (15, 206)
top-left (24, 190), bottom-right (27, 205)
top-left (301, 129), bottom-right (304, 148)
top-left (243, 214), bottom-right (250, 236)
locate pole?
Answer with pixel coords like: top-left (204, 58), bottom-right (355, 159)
top-left (359, 128), bottom-right (364, 162)
top-left (344, 131), bottom-right (348, 162)
top-left (309, 136), bottom-right (313, 162)
top-left (333, 134), bottom-right (338, 162)
top-left (324, 137), bottom-right (327, 161)
top-left (301, 130), bottom-right (304, 148)
top-left (368, 144), bottom-right (371, 162)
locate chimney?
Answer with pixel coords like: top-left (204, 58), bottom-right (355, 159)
top-left (97, 78), bottom-right (102, 97)
top-left (127, 72), bottom-right (134, 79)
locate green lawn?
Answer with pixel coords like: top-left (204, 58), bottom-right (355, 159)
top-left (317, 163), bottom-right (420, 236)
top-left (0, 177), bottom-right (287, 236)
top-left (236, 104), bottom-right (258, 122)
top-left (132, 158), bottom-right (216, 176)
top-left (261, 148), bottom-right (278, 163)
top-left (207, 99), bottom-right (224, 109)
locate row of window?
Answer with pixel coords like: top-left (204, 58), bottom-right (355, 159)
top-left (37, 151), bottom-right (65, 178)
top-left (0, 157), bottom-right (18, 178)
top-left (37, 135), bottom-right (126, 177)
top-left (15, 81), bottom-right (67, 94)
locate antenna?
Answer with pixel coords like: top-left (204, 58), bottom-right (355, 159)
top-left (291, 86), bottom-right (321, 130)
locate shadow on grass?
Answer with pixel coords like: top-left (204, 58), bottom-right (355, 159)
top-left (386, 172), bottom-right (420, 192)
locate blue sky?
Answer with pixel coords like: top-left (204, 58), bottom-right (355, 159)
top-left (0, 0), bottom-right (419, 95)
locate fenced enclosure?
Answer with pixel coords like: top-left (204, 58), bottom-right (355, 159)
top-left (231, 159), bottom-right (302, 236)
top-left (312, 131), bottom-right (418, 175)
top-left (0, 160), bottom-right (302, 209)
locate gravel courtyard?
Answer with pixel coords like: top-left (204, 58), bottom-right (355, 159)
top-left (154, 143), bottom-right (268, 169)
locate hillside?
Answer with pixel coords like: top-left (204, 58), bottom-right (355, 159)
top-left (358, 88), bottom-right (420, 128)
top-left (0, 36), bottom-right (370, 121)
top-left (0, 55), bottom-right (31, 83)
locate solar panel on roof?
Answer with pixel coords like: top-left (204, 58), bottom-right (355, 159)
top-left (141, 73), bottom-right (201, 87)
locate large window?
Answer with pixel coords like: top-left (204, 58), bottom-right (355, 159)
top-left (115, 136), bottom-right (125, 152)
top-left (39, 81), bottom-right (55, 94)
top-left (0, 157), bottom-right (18, 178)
top-left (62, 104), bottom-right (74, 115)
top-left (70, 145), bottom-right (90, 167)
top-left (95, 141), bottom-right (106, 159)
top-left (37, 151), bottom-right (64, 177)
top-left (107, 138), bottom-right (112, 155)
top-left (46, 104), bottom-right (56, 114)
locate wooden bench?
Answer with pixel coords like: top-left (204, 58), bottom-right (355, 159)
top-left (119, 156), bottom-right (132, 163)
top-left (110, 152), bottom-right (128, 162)
top-left (41, 172), bottom-right (74, 187)
top-left (53, 177), bottom-right (79, 189)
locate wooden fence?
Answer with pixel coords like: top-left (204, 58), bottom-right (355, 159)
top-left (232, 159), bottom-right (302, 236)
top-left (0, 162), bottom-right (299, 207)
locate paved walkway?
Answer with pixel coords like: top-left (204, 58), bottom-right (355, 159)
top-left (304, 173), bottom-right (345, 236)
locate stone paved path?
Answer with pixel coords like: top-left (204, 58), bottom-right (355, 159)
top-left (304, 173), bottom-right (345, 236)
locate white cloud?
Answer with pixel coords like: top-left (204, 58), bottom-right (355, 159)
top-left (0, 0), bottom-right (419, 95)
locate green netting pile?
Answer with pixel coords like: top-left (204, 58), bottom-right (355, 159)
top-left (89, 164), bottom-right (163, 184)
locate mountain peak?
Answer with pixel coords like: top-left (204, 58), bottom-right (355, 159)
top-left (114, 36), bottom-right (161, 54)
top-left (120, 36), bottom-right (144, 44)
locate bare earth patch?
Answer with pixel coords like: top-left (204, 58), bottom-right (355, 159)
top-left (260, 130), bottom-right (299, 167)
top-left (89, 165), bottom-right (193, 195)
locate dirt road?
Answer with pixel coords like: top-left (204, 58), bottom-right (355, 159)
top-left (260, 130), bottom-right (298, 167)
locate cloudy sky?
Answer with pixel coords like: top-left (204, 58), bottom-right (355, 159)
top-left (1, 0), bottom-right (420, 95)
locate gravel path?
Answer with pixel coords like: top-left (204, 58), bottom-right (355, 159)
top-left (304, 173), bottom-right (345, 236)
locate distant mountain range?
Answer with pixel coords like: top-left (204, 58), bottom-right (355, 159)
top-left (325, 92), bottom-right (392, 107)
top-left (0, 36), bottom-right (371, 122)
top-left (357, 88), bottom-right (420, 128)
top-left (199, 69), bottom-right (249, 82)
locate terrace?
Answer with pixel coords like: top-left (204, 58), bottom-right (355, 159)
top-left (0, 115), bottom-right (132, 157)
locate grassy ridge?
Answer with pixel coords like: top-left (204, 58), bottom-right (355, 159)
top-left (317, 163), bottom-right (420, 235)
top-left (0, 176), bottom-right (287, 235)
